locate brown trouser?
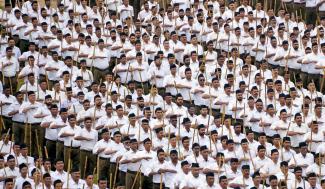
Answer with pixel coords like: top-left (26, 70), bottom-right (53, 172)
top-left (320, 11), bottom-right (325, 20)
top-left (300, 72), bottom-right (309, 88)
top-left (153, 183), bottom-right (165, 189)
top-left (125, 170), bottom-right (141, 189)
top-left (12, 121), bottom-right (24, 144)
top-left (288, 68), bottom-right (300, 83)
top-left (45, 139), bottom-right (56, 163)
top-left (63, 146), bottom-right (80, 171)
top-left (308, 73), bottom-right (321, 91)
top-left (306, 7), bottom-right (317, 25)
top-left (98, 157), bottom-right (110, 183)
top-left (118, 171), bottom-right (126, 187)
top-left (0, 76), bottom-right (17, 94)
top-left (56, 141), bottom-right (64, 160)
top-left (109, 162), bottom-right (119, 188)
top-left (92, 67), bottom-right (109, 83)
top-left (79, 150), bottom-right (97, 179)
top-left (24, 123), bottom-right (41, 157)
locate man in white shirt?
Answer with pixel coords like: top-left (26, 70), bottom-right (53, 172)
top-left (93, 128), bottom-right (111, 182)
top-left (75, 117), bottom-right (98, 179)
top-left (229, 164), bottom-right (254, 188)
top-left (0, 47), bottom-right (19, 91)
top-left (197, 172), bottom-right (218, 189)
top-left (15, 163), bottom-right (33, 189)
top-left (40, 104), bottom-right (61, 163)
top-left (89, 39), bottom-right (110, 83)
top-left (179, 162), bottom-right (205, 188)
top-left (58, 114), bottom-right (82, 169)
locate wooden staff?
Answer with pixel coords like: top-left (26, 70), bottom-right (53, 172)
top-left (131, 165), bottom-right (142, 189)
top-left (234, 95), bottom-right (238, 122)
top-left (1, 61), bottom-right (4, 87)
top-left (243, 103), bottom-right (246, 134)
top-left (207, 83), bottom-right (212, 133)
top-left (96, 156), bottom-right (99, 183)
top-left (280, 140), bottom-right (284, 162)
top-left (9, 133), bottom-right (13, 155)
top-left (83, 156), bottom-right (88, 179)
top-left (90, 44), bottom-right (96, 73)
top-left (29, 124), bottom-right (31, 155)
top-left (284, 48), bottom-right (291, 73)
top-left (0, 128), bottom-right (10, 153)
top-left (92, 108), bottom-right (97, 128)
top-left (35, 129), bottom-right (42, 157)
top-left (220, 105), bottom-right (226, 136)
top-left (159, 171), bottom-right (163, 189)
top-left (109, 173), bottom-right (112, 189)
top-left (66, 141), bottom-right (72, 189)
top-left (138, 68), bottom-right (144, 91)
top-left (192, 128), bottom-right (196, 145)
top-left (8, 76), bottom-right (13, 95)
top-left (309, 129), bottom-right (313, 152)
top-left (166, 127), bottom-right (171, 155)
top-left (112, 161), bottom-right (119, 189)
top-left (248, 148), bottom-right (256, 172)
top-left (320, 69), bottom-right (325, 93)
top-left (44, 146), bottom-right (49, 159)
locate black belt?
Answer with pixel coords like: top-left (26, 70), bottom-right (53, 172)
top-left (99, 157), bottom-right (110, 160)
top-left (57, 140), bottom-right (64, 144)
top-left (13, 121), bottom-right (24, 124)
top-left (65, 146), bottom-right (80, 149)
top-left (29, 123), bottom-right (40, 126)
top-left (21, 39), bottom-right (29, 41)
top-left (110, 162), bottom-right (117, 165)
top-left (93, 67), bottom-right (108, 71)
top-left (80, 149), bottom-right (92, 153)
top-left (46, 139), bottom-right (57, 142)
top-left (127, 170), bottom-right (138, 174)
top-left (4, 76), bottom-right (16, 79)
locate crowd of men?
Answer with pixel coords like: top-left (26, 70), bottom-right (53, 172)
top-left (0, 0), bottom-right (324, 188)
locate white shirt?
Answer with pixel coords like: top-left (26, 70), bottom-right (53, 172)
top-left (75, 128), bottom-right (98, 151)
top-left (58, 124), bottom-right (82, 147)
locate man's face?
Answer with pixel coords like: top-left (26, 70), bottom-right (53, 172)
top-left (98, 180), bottom-right (107, 189)
top-left (206, 176), bottom-right (214, 185)
top-left (5, 181), bottom-right (14, 189)
top-left (72, 172), bottom-right (81, 181)
top-left (220, 178), bottom-right (228, 187)
top-left (55, 161), bottom-right (64, 170)
top-left (308, 177), bottom-right (317, 186)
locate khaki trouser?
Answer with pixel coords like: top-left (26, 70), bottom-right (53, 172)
top-left (56, 141), bottom-right (64, 160)
top-left (288, 68), bottom-right (300, 83)
top-left (92, 67), bottom-right (109, 83)
top-left (153, 183), bottom-right (165, 189)
top-left (19, 39), bottom-right (29, 53)
top-left (300, 72), bottom-right (309, 88)
top-left (63, 146), bottom-right (80, 171)
top-left (0, 76), bottom-right (17, 94)
top-left (45, 139), bottom-right (56, 163)
top-left (308, 74), bottom-right (321, 91)
top-left (306, 7), bottom-right (317, 25)
top-left (109, 162), bottom-right (118, 188)
top-left (142, 175), bottom-right (153, 189)
top-left (79, 150), bottom-right (97, 179)
top-left (2, 117), bottom-right (12, 133)
top-left (12, 121), bottom-right (25, 143)
top-left (98, 157), bottom-right (110, 183)
top-left (125, 170), bottom-right (141, 189)
top-left (118, 171), bottom-right (126, 187)
top-left (23, 123), bottom-right (40, 157)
